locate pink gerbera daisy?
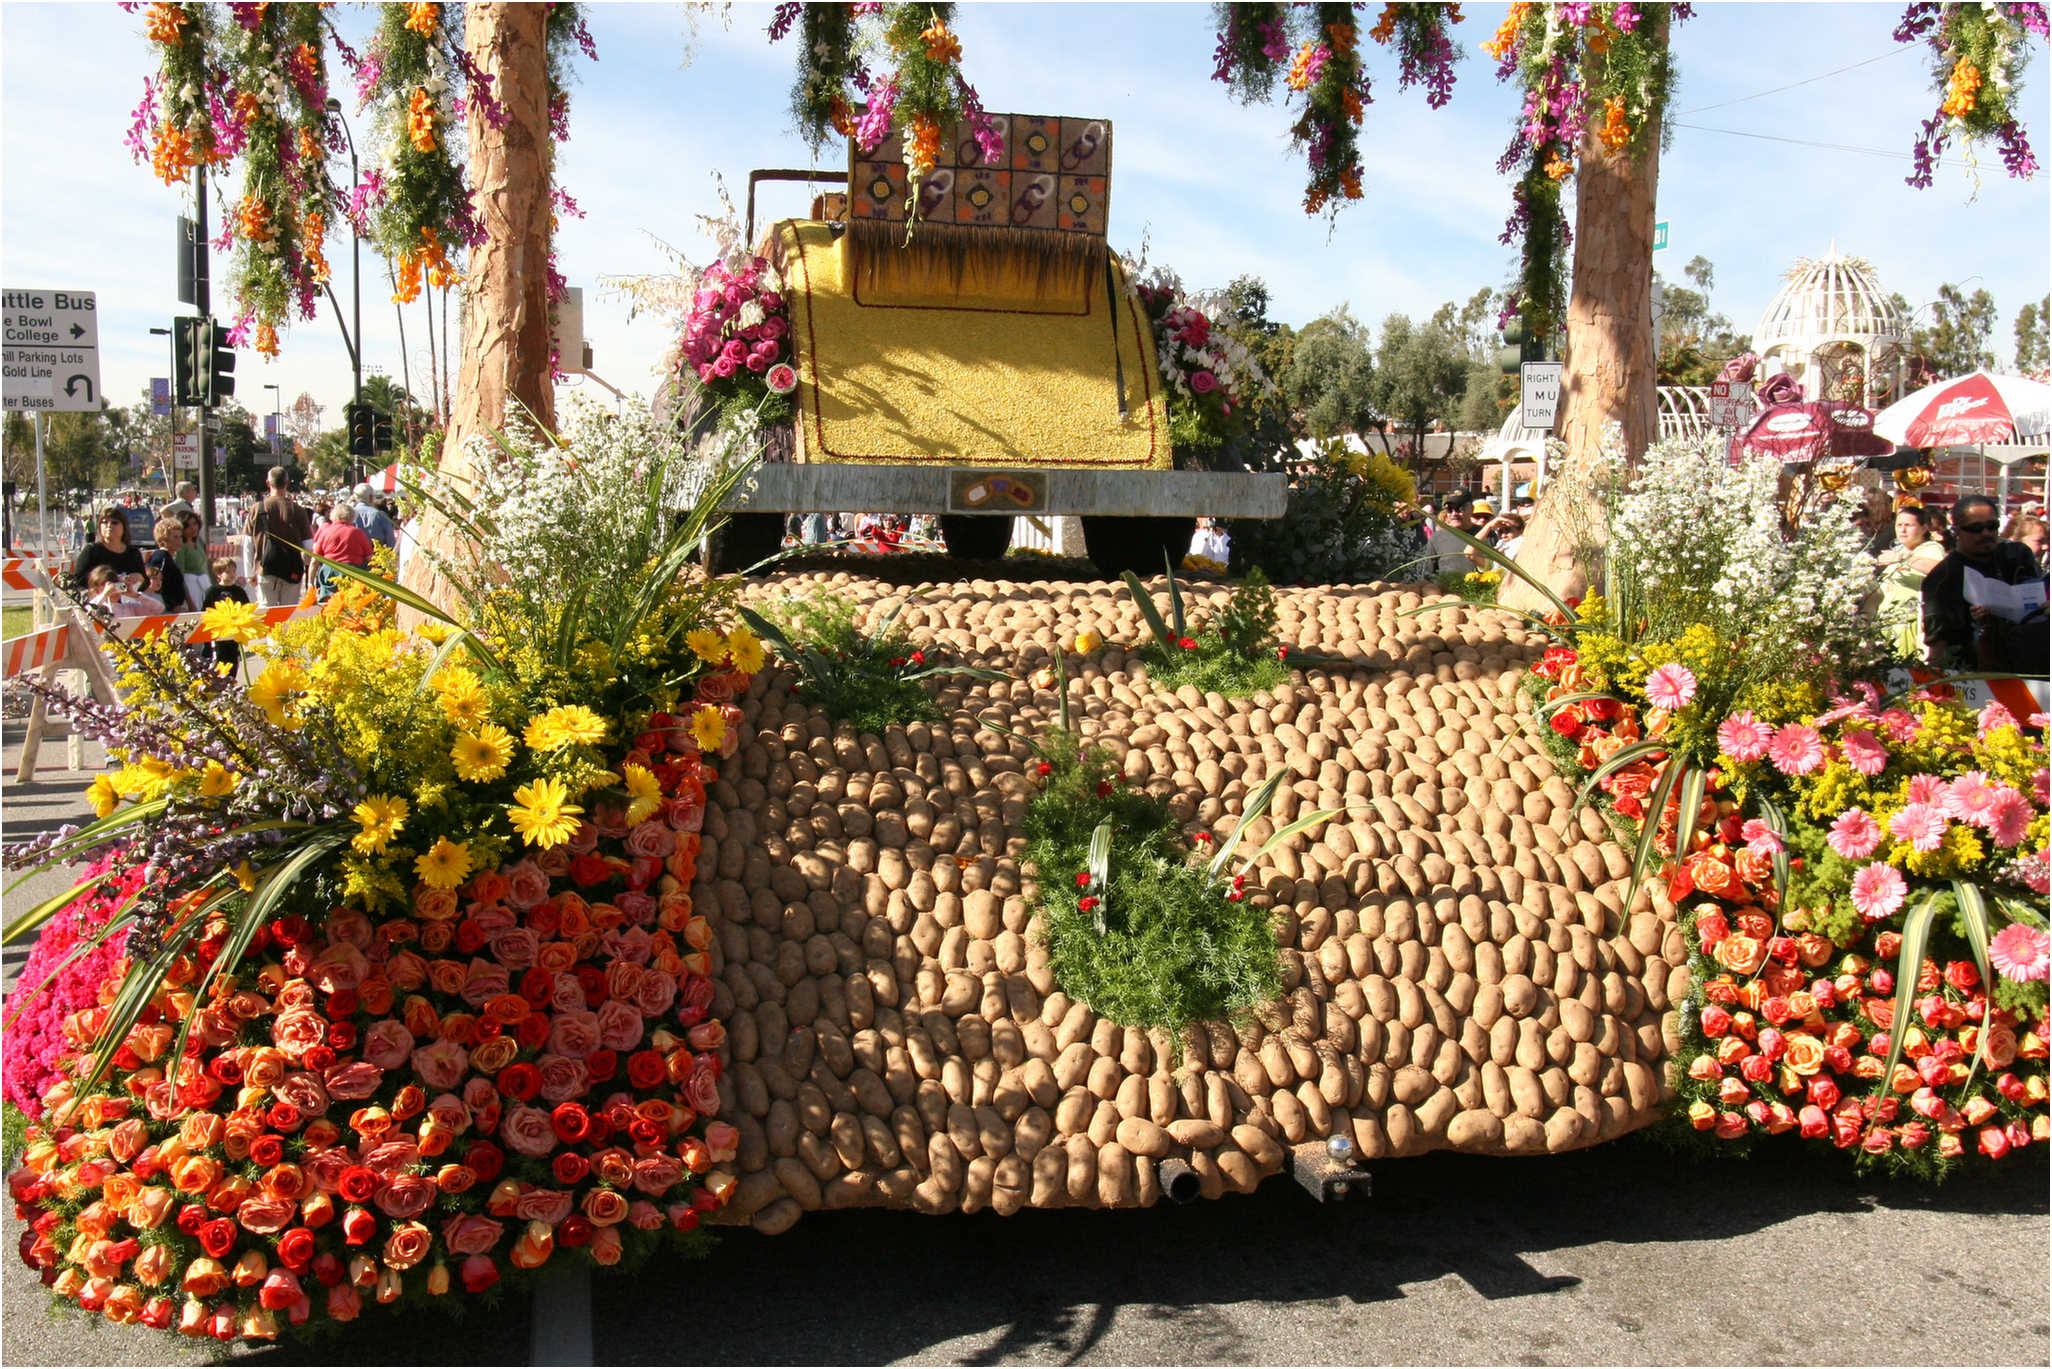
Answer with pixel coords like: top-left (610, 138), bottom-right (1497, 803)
top-left (1849, 862), bottom-right (1907, 923)
top-left (1888, 802), bottom-right (1949, 852)
top-left (1717, 710), bottom-right (1772, 763)
top-left (1644, 662), bottom-right (1698, 712)
top-left (1978, 702), bottom-right (2020, 736)
top-left (1984, 788), bottom-right (2034, 848)
top-left (1827, 808), bottom-right (1882, 860)
top-left (1766, 723), bottom-right (1825, 776)
top-left (1877, 708), bottom-right (1920, 743)
top-left (1906, 773), bottom-right (1948, 806)
top-left (1838, 728), bottom-right (1889, 778)
top-left (1944, 771), bottom-right (1999, 825)
top-left (2032, 768), bottom-right (2049, 808)
top-left (1739, 818), bottom-right (1783, 857)
top-left (1989, 923), bottom-right (2050, 983)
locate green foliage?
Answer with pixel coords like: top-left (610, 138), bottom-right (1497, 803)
top-left (1893, 283), bottom-right (1999, 383)
top-left (2, 1099), bottom-right (26, 1170)
top-left (749, 588), bottom-right (1007, 735)
top-left (1371, 310), bottom-right (1472, 454)
top-left (1437, 566), bottom-right (1502, 605)
top-left (1022, 732), bottom-right (1279, 1033)
top-left (1280, 307), bottom-right (1380, 442)
top-left (1213, 566), bottom-right (1277, 657)
top-left (1125, 565), bottom-right (1290, 698)
top-left (2015, 294), bottom-right (2050, 373)
top-left (1140, 631), bottom-right (1288, 698)
top-left (1230, 439), bottom-right (1417, 584)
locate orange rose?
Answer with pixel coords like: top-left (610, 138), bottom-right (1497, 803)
top-left (1712, 934), bottom-right (1766, 976)
top-left (426, 960), bottom-right (467, 996)
top-left (170, 1155), bottom-right (222, 1196)
top-left (509, 1219), bottom-right (555, 1269)
top-left (413, 887), bottom-right (458, 922)
top-left (383, 1222), bottom-right (433, 1270)
top-left (470, 1035), bottom-right (519, 1074)
top-left (1782, 1034), bottom-right (1826, 1075)
top-left (180, 1257), bottom-right (228, 1298)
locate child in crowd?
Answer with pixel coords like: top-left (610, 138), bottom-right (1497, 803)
top-left (87, 564), bottom-right (163, 616)
top-left (202, 556), bottom-right (252, 668)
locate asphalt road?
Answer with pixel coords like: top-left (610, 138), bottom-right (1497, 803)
top-left (3, 719), bottom-right (2048, 1368)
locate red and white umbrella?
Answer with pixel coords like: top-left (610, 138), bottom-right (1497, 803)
top-left (370, 462), bottom-right (401, 493)
top-left (1873, 368), bottom-right (2052, 447)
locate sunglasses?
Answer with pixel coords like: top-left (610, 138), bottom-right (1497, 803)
top-left (1957, 520), bottom-right (2000, 535)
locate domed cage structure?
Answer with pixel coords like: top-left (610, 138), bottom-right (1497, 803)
top-left (1752, 246), bottom-right (1909, 408)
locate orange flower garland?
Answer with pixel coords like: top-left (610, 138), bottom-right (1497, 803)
top-left (1941, 62), bottom-right (1983, 119)
top-left (1369, 3), bottom-right (1401, 44)
top-left (150, 126), bottom-right (196, 185)
top-left (404, 1), bottom-right (440, 37)
top-left (919, 15), bottom-right (960, 64)
top-left (303, 211), bottom-right (331, 285)
top-left (407, 88), bottom-right (438, 154)
top-left (906, 113), bottom-right (942, 176)
top-left (237, 196), bottom-right (275, 245)
top-left (143, 1), bottom-right (188, 45)
top-left (418, 227), bottom-right (461, 290)
top-left (1598, 95), bottom-right (1631, 151)
top-left (1483, 1), bottom-right (1529, 62)
top-left (391, 249), bottom-right (422, 305)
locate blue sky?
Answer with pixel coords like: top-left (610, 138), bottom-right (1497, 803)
top-left (3, 2), bottom-right (2048, 429)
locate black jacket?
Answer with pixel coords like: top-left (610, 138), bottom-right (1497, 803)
top-left (1921, 540), bottom-right (2049, 675)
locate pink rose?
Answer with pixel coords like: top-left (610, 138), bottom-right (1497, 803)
top-left (325, 910), bottom-right (374, 949)
top-left (323, 1061), bottom-right (384, 1101)
top-left (463, 1078), bottom-right (502, 1136)
top-left (676, 974), bottom-right (715, 1028)
top-left (411, 1039), bottom-right (471, 1093)
top-left (273, 1071), bottom-right (330, 1116)
top-left (535, 1054), bottom-right (591, 1104)
top-left (693, 671), bottom-right (738, 704)
top-left (590, 803), bottom-right (631, 840)
top-left (500, 1106), bottom-right (558, 1158)
top-left (533, 846), bottom-right (572, 878)
top-left (745, 352), bottom-right (770, 373)
top-left (550, 973), bottom-right (588, 1015)
top-left (308, 942), bottom-right (369, 993)
top-left (361, 1020), bottom-right (415, 1071)
top-left (361, 1140), bottom-right (421, 1178)
top-left (662, 794), bottom-right (704, 832)
top-left (547, 1010), bottom-right (602, 1060)
top-left (565, 821), bottom-right (600, 857)
top-left (712, 356), bottom-right (737, 379)
top-left (304, 1147), bottom-right (358, 1193)
top-left (385, 949), bottom-right (429, 990)
top-left (440, 1213), bottom-right (505, 1257)
top-left (488, 928), bottom-right (541, 971)
top-left (596, 999), bottom-right (646, 1053)
top-left (605, 962), bottom-right (646, 1002)
top-left (514, 1188), bottom-right (574, 1225)
top-left (685, 1054), bottom-right (721, 1116)
top-left (632, 972), bottom-right (677, 1020)
top-left (468, 905), bottom-right (516, 938)
top-left (601, 926), bottom-right (653, 966)
top-left (373, 1174), bottom-right (438, 1220)
top-left (504, 860), bottom-right (552, 910)
top-left (426, 1093), bottom-right (471, 1134)
top-left (719, 706), bottom-right (744, 758)
top-left (273, 1010), bottom-right (328, 1058)
top-left (614, 890), bottom-right (657, 926)
top-left (761, 316), bottom-right (788, 340)
top-left (461, 958), bottom-right (511, 1009)
top-left (235, 1195), bottom-right (297, 1235)
top-left (1190, 370), bottom-right (1218, 394)
top-left (630, 1154), bottom-right (686, 1197)
top-left (624, 822), bottom-right (675, 861)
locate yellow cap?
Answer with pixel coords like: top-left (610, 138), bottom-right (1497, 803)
top-left (1471, 501), bottom-right (1493, 517)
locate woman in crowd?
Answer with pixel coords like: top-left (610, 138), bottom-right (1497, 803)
top-left (1876, 502), bottom-right (1948, 660)
top-left (71, 508), bottom-right (145, 593)
top-left (175, 509), bottom-right (213, 607)
top-left (85, 563), bottom-right (163, 616)
top-left (2001, 512), bottom-right (2049, 569)
top-left (144, 516), bottom-right (195, 614)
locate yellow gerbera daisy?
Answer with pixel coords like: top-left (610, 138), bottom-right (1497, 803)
top-left (197, 760), bottom-right (238, 797)
top-left (690, 704), bottom-right (726, 753)
top-left (438, 670), bottom-right (490, 728)
top-left (621, 763), bottom-right (663, 826)
top-left (351, 793), bottom-right (409, 855)
top-left (524, 704), bottom-right (607, 752)
top-left (232, 861), bottom-right (259, 892)
top-left (199, 597), bottom-right (266, 645)
top-left (451, 723), bottom-right (516, 782)
top-left (87, 774), bottom-right (120, 819)
top-left (414, 836), bottom-right (474, 890)
top-left (507, 776), bottom-right (582, 849)
top-left (249, 662), bottom-right (310, 728)
top-left (685, 627), bottom-right (727, 664)
top-left (725, 624), bottom-right (765, 674)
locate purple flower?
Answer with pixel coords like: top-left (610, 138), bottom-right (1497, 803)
top-left (768, 1), bottom-right (801, 41)
top-left (855, 77), bottom-right (898, 152)
top-left (1998, 118), bottom-right (2039, 180)
top-left (1260, 17), bottom-right (1288, 62)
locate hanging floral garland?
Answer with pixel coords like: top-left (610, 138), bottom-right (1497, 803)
top-left (1209, 3), bottom-right (1463, 218)
top-left (770, 2), bottom-right (997, 224)
top-left (1481, 2), bottom-right (1684, 340)
top-left (1896, 3), bottom-right (2045, 187)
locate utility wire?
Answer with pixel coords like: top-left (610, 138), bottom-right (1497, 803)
top-left (1671, 46), bottom-right (1916, 117)
top-left (1670, 120), bottom-right (1976, 170)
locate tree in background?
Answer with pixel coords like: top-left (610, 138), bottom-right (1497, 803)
top-left (1894, 283), bottom-right (2000, 383)
top-left (283, 393), bottom-right (325, 459)
top-left (1280, 308), bottom-right (1380, 445)
top-left (1, 408), bottom-right (126, 493)
top-left (2014, 294), bottom-right (2050, 373)
top-left (1371, 311), bottom-right (1470, 461)
top-left (1654, 255), bottom-right (1750, 387)
top-left (1195, 275), bottom-right (1299, 469)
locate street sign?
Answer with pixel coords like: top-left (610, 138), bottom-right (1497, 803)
top-left (1520, 361), bottom-right (1564, 431)
top-left (1709, 379), bottom-right (1753, 430)
top-left (174, 431), bottom-right (201, 470)
top-left (151, 376), bottom-right (171, 416)
top-left (1653, 220), bottom-right (1669, 252)
top-left (3, 288), bottom-right (102, 413)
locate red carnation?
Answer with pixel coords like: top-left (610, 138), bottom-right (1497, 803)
top-left (1075, 871), bottom-right (1092, 888)
top-left (1035, 762), bottom-right (1052, 777)
top-left (1177, 636), bottom-right (1197, 650)
top-left (500, 1062), bottom-right (543, 1101)
top-left (1078, 896), bottom-right (1099, 913)
top-left (551, 1103), bottom-right (592, 1145)
top-left (197, 1218), bottom-right (237, 1260)
top-left (276, 1228), bottom-right (316, 1273)
top-left (1096, 781), bottom-right (1114, 797)
top-left (336, 1166), bottom-right (379, 1205)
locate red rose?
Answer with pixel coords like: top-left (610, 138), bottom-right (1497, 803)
top-left (1549, 705), bottom-right (1584, 738)
top-left (586, 1049), bottom-right (619, 1084)
top-left (327, 988), bottom-right (359, 1017)
top-left (276, 1227), bottom-right (316, 1272)
top-left (558, 1216), bottom-right (594, 1249)
top-left (176, 1204), bottom-right (207, 1236)
top-left (197, 1218), bottom-right (238, 1259)
top-left (515, 1014), bottom-right (551, 1051)
top-left (460, 1254), bottom-right (499, 1294)
top-left (341, 1206), bottom-right (377, 1245)
top-left (249, 1135), bottom-right (285, 1167)
top-left (626, 1051), bottom-right (667, 1090)
top-left (336, 1167), bottom-right (379, 1205)
top-left (206, 1055), bottom-right (243, 1085)
top-left (551, 1103), bottom-right (592, 1145)
top-left (498, 1063), bottom-right (542, 1101)
top-left (465, 1141), bottom-right (505, 1184)
top-left (519, 969), bottom-right (553, 1006)
top-left (266, 1103), bottom-right (303, 1131)
top-left (570, 854), bottom-right (611, 887)
top-left (552, 1152), bottom-right (591, 1185)
top-left (311, 1251), bottom-right (346, 1288)
top-left (1945, 960), bottom-right (1981, 992)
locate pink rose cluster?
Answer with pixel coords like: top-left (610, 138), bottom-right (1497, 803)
top-left (680, 257), bottom-right (789, 386)
top-left (2, 854), bottom-right (142, 1118)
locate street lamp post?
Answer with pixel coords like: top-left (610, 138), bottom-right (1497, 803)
top-left (323, 97), bottom-right (365, 484)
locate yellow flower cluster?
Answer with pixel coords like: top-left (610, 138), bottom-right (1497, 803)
top-left (1942, 61), bottom-right (1982, 119)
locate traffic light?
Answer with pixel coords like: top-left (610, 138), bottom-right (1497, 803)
top-left (346, 402), bottom-right (376, 460)
top-left (372, 410), bottom-right (395, 453)
top-left (1496, 316), bottom-right (1527, 377)
top-left (171, 316), bottom-right (205, 406)
top-left (205, 319), bottom-right (236, 403)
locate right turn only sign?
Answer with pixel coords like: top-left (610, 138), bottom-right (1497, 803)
top-left (1520, 361), bottom-right (1562, 431)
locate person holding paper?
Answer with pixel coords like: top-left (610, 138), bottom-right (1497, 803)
top-left (1920, 493), bottom-right (2049, 677)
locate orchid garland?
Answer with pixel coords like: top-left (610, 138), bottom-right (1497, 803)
top-left (1896, 2), bottom-right (2045, 188)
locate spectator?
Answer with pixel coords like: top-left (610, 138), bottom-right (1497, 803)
top-left (72, 508), bottom-right (146, 594)
top-left (175, 510), bottom-right (213, 606)
top-left (1877, 504), bottom-right (1947, 660)
top-left (2001, 512), bottom-right (2049, 570)
top-left (1422, 499), bottom-right (1482, 575)
top-left (86, 563), bottom-right (162, 616)
top-left (352, 482), bottom-right (398, 549)
top-left (244, 466), bottom-right (316, 608)
top-left (1478, 512), bottom-right (1526, 560)
top-left (202, 557), bottom-right (252, 668)
top-left (146, 516), bottom-right (195, 613)
top-left (310, 498), bottom-right (374, 599)
top-left (1920, 493), bottom-right (2049, 675)
top-left (157, 481), bottom-right (199, 521)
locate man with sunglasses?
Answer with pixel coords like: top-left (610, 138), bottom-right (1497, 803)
top-left (1920, 493), bottom-right (2049, 676)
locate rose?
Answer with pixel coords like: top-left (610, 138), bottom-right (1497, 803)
top-left (514, 1188), bottom-right (574, 1225)
top-left (273, 1010), bottom-right (328, 1057)
top-left (536, 1054), bottom-right (591, 1104)
top-left (274, 1071), bottom-right (330, 1117)
top-left (308, 943), bottom-right (369, 993)
top-left (411, 1039), bottom-right (470, 1092)
top-left (235, 1194), bottom-right (297, 1235)
top-left (373, 1221), bottom-right (428, 1272)
top-left (441, 1213), bottom-right (505, 1256)
top-left (355, 1020), bottom-right (413, 1072)
top-left (462, 959), bottom-right (512, 1008)
top-left (324, 1061), bottom-right (384, 1101)
top-left (549, 972), bottom-right (589, 1015)
top-left (631, 1153), bottom-right (686, 1196)
top-left (501, 1106), bottom-right (559, 1158)
top-left (547, 1009), bottom-right (602, 1059)
top-left (1712, 935), bottom-right (1766, 976)
top-left (685, 1053), bottom-right (721, 1116)
top-left (581, 1187), bottom-right (629, 1226)
top-left (504, 860), bottom-right (551, 909)
top-left (625, 821), bottom-right (676, 861)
